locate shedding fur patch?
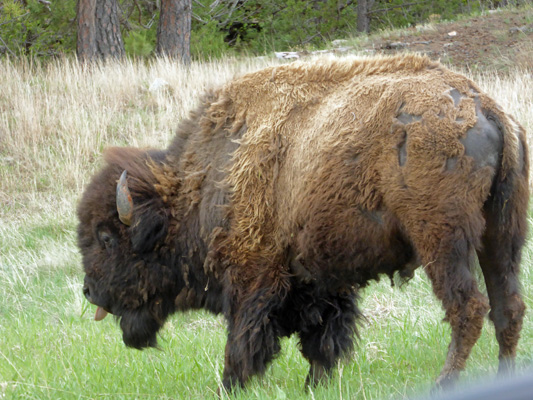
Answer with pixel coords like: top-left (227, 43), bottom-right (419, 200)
top-left (205, 54), bottom-right (520, 270)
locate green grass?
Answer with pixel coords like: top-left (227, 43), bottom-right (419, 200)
top-left (2, 207), bottom-right (533, 399)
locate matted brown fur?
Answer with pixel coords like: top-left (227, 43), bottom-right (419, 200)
top-left (221, 56), bottom-right (519, 265)
top-left (78, 54), bottom-right (529, 392)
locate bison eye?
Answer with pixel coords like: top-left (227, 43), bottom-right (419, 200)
top-left (98, 231), bottom-right (115, 251)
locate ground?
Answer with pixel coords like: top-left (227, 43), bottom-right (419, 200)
top-left (364, 7), bottom-right (533, 71)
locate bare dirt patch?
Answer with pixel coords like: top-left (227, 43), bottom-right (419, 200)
top-left (366, 8), bottom-right (533, 71)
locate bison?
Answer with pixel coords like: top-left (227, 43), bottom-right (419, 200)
top-left (78, 54), bottom-right (529, 391)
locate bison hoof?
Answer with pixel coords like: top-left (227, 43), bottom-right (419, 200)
top-left (497, 357), bottom-right (515, 376)
top-left (219, 374), bottom-right (244, 396)
top-left (432, 371), bottom-right (459, 394)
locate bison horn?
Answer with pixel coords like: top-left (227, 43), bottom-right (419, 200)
top-left (116, 170), bottom-right (133, 226)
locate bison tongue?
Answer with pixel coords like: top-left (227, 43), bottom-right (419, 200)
top-left (94, 306), bottom-right (109, 321)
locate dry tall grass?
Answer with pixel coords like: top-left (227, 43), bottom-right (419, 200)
top-left (0, 56), bottom-right (282, 221)
top-left (471, 69), bottom-right (533, 138)
top-left (1, 56), bottom-right (532, 223)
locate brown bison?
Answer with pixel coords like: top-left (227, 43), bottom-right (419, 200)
top-left (78, 54), bottom-right (529, 391)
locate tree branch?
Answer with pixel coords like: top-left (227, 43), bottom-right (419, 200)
top-left (0, 34), bottom-right (16, 56)
top-left (193, 0), bottom-right (206, 8)
top-left (0, 11), bottom-right (30, 27)
top-left (218, 0), bottom-right (240, 26)
top-left (37, 0), bottom-right (51, 11)
top-left (132, 0), bottom-right (155, 29)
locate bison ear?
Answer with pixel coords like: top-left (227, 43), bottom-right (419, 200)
top-left (131, 206), bottom-right (168, 253)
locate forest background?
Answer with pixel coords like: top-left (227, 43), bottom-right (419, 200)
top-left (0, 0), bottom-right (519, 61)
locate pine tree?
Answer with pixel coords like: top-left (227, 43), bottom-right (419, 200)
top-left (77, 0), bottom-right (125, 62)
top-left (156, 0), bottom-right (191, 64)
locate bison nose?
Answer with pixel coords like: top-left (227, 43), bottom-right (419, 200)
top-left (83, 284), bottom-right (92, 302)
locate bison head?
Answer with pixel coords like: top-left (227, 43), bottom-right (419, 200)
top-left (78, 147), bottom-right (181, 349)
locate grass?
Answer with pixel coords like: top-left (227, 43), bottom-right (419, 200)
top-left (2, 227), bottom-right (533, 399)
top-left (1, 52), bottom-right (533, 399)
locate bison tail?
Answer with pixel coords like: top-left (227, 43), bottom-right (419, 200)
top-left (476, 111), bottom-right (528, 376)
top-left (486, 111), bottom-right (529, 242)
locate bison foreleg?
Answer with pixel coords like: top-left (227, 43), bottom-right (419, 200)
top-left (305, 360), bottom-right (331, 388)
top-left (297, 288), bottom-right (360, 389)
top-left (221, 273), bottom-right (290, 391)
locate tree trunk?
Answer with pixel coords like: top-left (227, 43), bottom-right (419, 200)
top-left (94, 0), bottom-right (125, 59)
top-left (77, 0), bottom-right (97, 62)
top-left (156, 0), bottom-right (191, 64)
top-left (77, 0), bottom-right (125, 62)
top-left (357, 0), bottom-right (373, 34)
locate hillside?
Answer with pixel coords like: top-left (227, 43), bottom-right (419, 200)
top-left (360, 6), bottom-right (533, 71)
top-left (280, 6), bottom-right (533, 72)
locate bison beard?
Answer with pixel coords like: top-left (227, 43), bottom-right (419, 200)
top-left (77, 54), bottom-right (529, 393)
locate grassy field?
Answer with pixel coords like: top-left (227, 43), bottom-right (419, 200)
top-left (1, 53), bottom-right (533, 399)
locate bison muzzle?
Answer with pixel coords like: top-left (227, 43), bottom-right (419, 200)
top-left (78, 54), bottom-right (529, 392)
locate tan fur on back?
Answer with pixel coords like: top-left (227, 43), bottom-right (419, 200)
top-left (176, 54), bottom-right (524, 272)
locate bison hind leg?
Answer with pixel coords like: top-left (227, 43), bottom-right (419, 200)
top-left (296, 287), bottom-right (361, 388)
top-left (424, 231), bottom-right (490, 390)
top-left (477, 233), bottom-right (526, 378)
top-left (477, 171), bottom-right (528, 376)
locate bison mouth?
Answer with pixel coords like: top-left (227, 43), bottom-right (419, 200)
top-left (83, 278), bottom-right (163, 350)
top-left (84, 286), bottom-right (159, 349)
top-left (83, 277), bottom-right (118, 321)
top-left (83, 279), bottom-right (114, 321)
top-left (94, 306), bottom-right (109, 321)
